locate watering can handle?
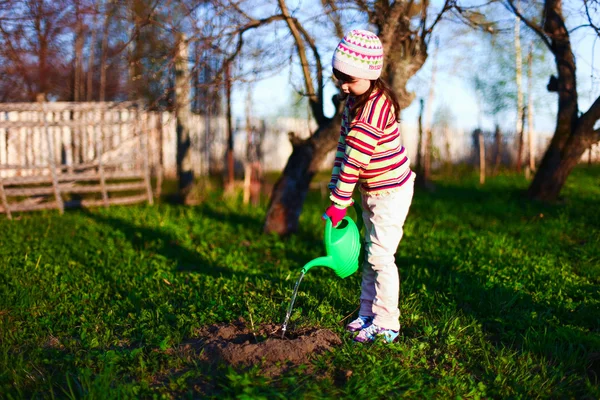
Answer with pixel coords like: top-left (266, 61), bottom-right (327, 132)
top-left (324, 214), bottom-right (333, 247)
top-left (352, 202), bottom-right (364, 234)
top-left (323, 202), bottom-right (363, 241)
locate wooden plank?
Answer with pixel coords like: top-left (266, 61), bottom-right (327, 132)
top-left (0, 162), bottom-right (126, 171)
top-left (4, 182), bottom-right (145, 196)
top-left (0, 101), bottom-right (138, 113)
top-left (70, 182), bottom-right (146, 193)
top-left (0, 119), bottom-right (136, 129)
top-left (1, 175), bottom-right (52, 185)
top-left (6, 201), bottom-right (60, 212)
top-left (4, 186), bottom-right (54, 196)
top-left (1, 170), bottom-right (144, 186)
top-left (106, 194), bottom-right (149, 206)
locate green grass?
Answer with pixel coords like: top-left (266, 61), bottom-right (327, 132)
top-left (1, 166), bottom-right (599, 399)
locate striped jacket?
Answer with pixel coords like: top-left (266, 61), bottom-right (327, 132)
top-left (328, 90), bottom-right (413, 207)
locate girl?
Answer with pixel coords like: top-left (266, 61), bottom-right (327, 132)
top-left (323, 29), bottom-right (415, 343)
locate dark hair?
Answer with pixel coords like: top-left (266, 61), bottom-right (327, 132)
top-left (333, 68), bottom-right (401, 122)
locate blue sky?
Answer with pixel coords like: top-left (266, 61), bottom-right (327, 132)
top-left (231, 2), bottom-right (599, 138)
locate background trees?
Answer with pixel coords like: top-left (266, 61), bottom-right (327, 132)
top-left (0, 0), bottom-right (598, 230)
top-left (502, 0), bottom-right (600, 201)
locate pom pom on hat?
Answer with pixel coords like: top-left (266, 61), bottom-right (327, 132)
top-left (332, 29), bottom-right (384, 80)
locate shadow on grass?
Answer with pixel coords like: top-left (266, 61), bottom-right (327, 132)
top-left (398, 250), bottom-right (597, 392)
top-left (81, 207), bottom-right (238, 280)
top-left (79, 204), bottom-right (332, 302)
top-left (396, 181), bottom-right (600, 393)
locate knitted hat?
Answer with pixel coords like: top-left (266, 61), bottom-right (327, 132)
top-left (332, 29), bottom-right (384, 80)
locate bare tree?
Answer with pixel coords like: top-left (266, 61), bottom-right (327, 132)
top-left (261, 0), bottom-right (455, 235)
top-left (514, 0), bottom-right (525, 172)
top-left (506, 0), bottom-right (600, 201)
top-left (0, 0), bottom-right (74, 101)
top-left (86, 4), bottom-right (98, 101)
top-left (527, 40), bottom-right (536, 172)
top-left (99, 0), bottom-right (116, 102)
top-left (421, 37), bottom-right (439, 185)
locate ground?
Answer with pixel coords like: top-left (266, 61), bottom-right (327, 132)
top-left (1, 166), bottom-right (599, 398)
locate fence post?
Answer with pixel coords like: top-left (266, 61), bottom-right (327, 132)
top-left (0, 179), bottom-right (11, 219)
top-left (97, 107), bottom-right (109, 207)
top-left (41, 97), bottom-right (64, 214)
top-left (140, 103), bottom-right (153, 205)
top-left (479, 130), bottom-right (486, 185)
top-left (155, 112), bottom-right (163, 200)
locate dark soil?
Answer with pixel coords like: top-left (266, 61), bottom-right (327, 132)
top-left (195, 319), bottom-right (341, 374)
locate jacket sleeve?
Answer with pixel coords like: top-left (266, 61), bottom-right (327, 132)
top-left (328, 106), bottom-right (349, 190)
top-left (330, 119), bottom-right (385, 206)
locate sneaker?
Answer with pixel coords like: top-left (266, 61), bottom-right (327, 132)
top-left (346, 316), bottom-right (373, 332)
top-left (354, 323), bottom-right (399, 343)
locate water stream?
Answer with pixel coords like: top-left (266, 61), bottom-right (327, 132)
top-left (280, 271), bottom-right (305, 339)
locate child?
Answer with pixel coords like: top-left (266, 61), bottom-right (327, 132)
top-left (322, 29), bottom-right (415, 343)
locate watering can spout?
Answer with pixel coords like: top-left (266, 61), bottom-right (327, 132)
top-left (301, 256), bottom-right (335, 274)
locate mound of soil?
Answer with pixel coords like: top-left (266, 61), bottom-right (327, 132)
top-left (196, 319), bottom-right (341, 372)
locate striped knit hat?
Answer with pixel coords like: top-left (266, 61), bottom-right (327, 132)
top-left (332, 29), bottom-right (384, 80)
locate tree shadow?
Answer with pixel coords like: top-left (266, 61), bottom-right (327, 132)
top-left (79, 205), bottom-right (334, 304)
top-left (81, 207), bottom-right (238, 280)
top-left (396, 249), bottom-right (600, 391)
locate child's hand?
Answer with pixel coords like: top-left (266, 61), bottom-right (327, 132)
top-left (322, 204), bottom-right (347, 227)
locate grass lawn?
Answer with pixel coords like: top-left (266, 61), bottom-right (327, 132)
top-left (1, 166), bottom-right (599, 398)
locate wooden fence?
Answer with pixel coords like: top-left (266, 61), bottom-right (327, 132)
top-left (0, 101), bottom-right (155, 219)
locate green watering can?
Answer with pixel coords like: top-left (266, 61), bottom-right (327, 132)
top-left (302, 203), bottom-right (363, 279)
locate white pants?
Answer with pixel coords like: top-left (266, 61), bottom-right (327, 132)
top-left (359, 176), bottom-right (415, 331)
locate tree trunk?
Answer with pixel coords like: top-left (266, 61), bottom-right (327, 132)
top-left (225, 62), bottom-right (234, 188)
top-left (493, 124), bottom-right (502, 175)
top-left (415, 98), bottom-right (424, 175)
top-left (514, 0), bottom-right (524, 173)
top-left (174, 34), bottom-right (194, 203)
top-left (526, 0), bottom-right (600, 201)
top-left (263, 143), bottom-right (315, 236)
top-left (86, 10), bottom-right (98, 102)
top-left (74, 11), bottom-right (84, 102)
top-left (516, 110), bottom-right (525, 172)
top-left (99, 0), bottom-right (114, 102)
top-left (263, 119), bottom-right (340, 235)
top-left (479, 130), bottom-right (486, 184)
top-left (527, 41), bottom-right (536, 172)
top-left (528, 132), bottom-right (589, 199)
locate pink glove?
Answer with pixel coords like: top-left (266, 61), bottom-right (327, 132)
top-left (322, 204), bottom-right (347, 227)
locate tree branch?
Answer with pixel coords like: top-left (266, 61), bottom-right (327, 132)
top-left (423, 0), bottom-right (453, 43)
top-left (379, 1), bottom-right (406, 52)
top-left (293, 18), bottom-right (326, 125)
top-left (278, 0), bottom-right (326, 125)
top-left (583, 0), bottom-right (600, 35)
top-left (503, 0), bottom-right (552, 49)
top-left (222, 14), bottom-right (287, 66)
top-left (577, 94), bottom-right (600, 139)
top-left (321, 0), bottom-right (345, 38)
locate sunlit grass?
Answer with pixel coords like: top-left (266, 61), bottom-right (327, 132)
top-left (1, 165), bottom-right (599, 398)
